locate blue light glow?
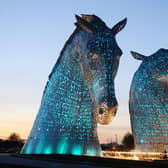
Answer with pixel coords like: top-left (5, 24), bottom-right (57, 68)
top-left (71, 145), bottom-right (83, 155)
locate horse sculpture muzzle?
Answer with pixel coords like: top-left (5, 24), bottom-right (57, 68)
top-left (96, 102), bottom-right (118, 124)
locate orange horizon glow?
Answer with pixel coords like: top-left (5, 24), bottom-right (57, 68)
top-left (0, 118), bottom-right (131, 144)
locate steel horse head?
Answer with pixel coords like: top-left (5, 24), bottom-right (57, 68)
top-left (21, 14), bottom-right (127, 156)
top-left (129, 49), bottom-right (168, 152)
top-left (75, 14), bottom-right (127, 124)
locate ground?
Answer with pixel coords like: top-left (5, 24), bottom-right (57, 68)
top-left (0, 153), bottom-right (167, 168)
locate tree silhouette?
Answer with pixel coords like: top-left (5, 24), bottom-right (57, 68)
top-left (122, 132), bottom-right (135, 150)
top-left (8, 133), bottom-right (21, 142)
top-left (0, 133), bottom-right (24, 153)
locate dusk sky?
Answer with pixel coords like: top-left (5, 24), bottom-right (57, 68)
top-left (0, 0), bottom-right (168, 143)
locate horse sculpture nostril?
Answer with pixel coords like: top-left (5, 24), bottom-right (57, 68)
top-left (96, 103), bottom-right (118, 125)
top-left (99, 105), bottom-right (104, 114)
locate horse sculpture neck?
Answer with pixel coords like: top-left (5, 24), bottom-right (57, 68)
top-left (21, 28), bottom-right (101, 155)
top-left (46, 29), bottom-right (93, 107)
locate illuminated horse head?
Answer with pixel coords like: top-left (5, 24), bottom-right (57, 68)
top-left (21, 14), bottom-right (127, 156)
top-left (129, 49), bottom-right (168, 152)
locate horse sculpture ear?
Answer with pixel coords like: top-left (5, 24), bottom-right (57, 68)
top-left (111, 18), bottom-right (127, 35)
top-left (75, 14), bottom-right (95, 34)
top-left (131, 51), bottom-right (146, 60)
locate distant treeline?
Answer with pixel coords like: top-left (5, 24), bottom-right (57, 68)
top-left (0, 133), bottom-right (24, 153)
top-left (0, 132), bottom-right (134, 153)
top-left (101, 132), bottom-right (135, 151)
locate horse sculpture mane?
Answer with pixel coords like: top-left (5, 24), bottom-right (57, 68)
top-left (21, 14), bottom-right (126, 156)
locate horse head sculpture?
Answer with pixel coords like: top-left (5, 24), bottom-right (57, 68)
top-left (21, 14), bottom-right (127, 156)
top-left (129, 49), bottom-right (168, 152)
top-left (75, 14), bottom-right (126, 124)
